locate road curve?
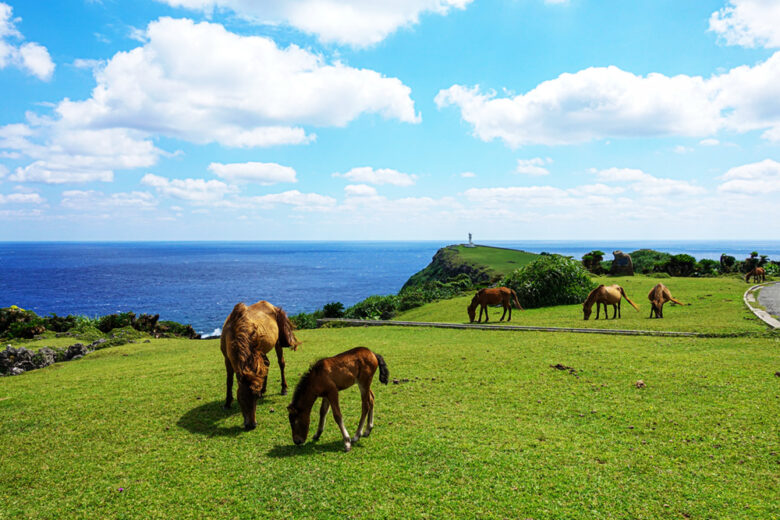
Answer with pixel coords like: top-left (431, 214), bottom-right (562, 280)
top-left (758, 282), bottom-right (780, 318)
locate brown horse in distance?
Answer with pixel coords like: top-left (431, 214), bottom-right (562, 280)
top-left (583, 284), bottom-right (639, 320)
top-left (467, 287), bottom-right (524, 323)
top-left (745, 267), bottom-right (766, 283)
top-left (288, 347), bottom-right (388, 452)
top-left (648, 283), bottom-right (685, 318)
top-left (221, 300), bottom-right (300, 431)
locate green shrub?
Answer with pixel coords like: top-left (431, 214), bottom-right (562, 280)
top-left (630, 249), bottom-right (672, 274)
top-left (345, 294), bottom-right (399, 320)
top-left (290, 310), bottom-right (322, 330)
top-left (501, 255), bottom-right (597, 309)
top-left (720, 254), bottom-right (736, 273)
top-left (156, 320), bottom-right (199, 339)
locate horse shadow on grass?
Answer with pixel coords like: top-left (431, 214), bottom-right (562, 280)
top-left (177, 400), bottom-right (245, 437)
top-left (266, 439), bottom-right (355, 458)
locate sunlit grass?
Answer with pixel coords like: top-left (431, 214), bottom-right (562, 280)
top-left (1, 318), bottom-right (778, 518)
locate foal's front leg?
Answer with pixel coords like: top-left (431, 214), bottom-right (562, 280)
top-left (312, 397), bottom-right (329, 441)
top-left (327, 390), bottom-right (352, 452)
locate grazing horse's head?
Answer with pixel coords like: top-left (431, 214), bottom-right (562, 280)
top-left (582, 300), bottom-right (593, 321)
top-left (287, 404), bottom-right (311, 445)
top-left (237, 372), bottom-right (265, 431)
top-left (467, 296), bottom-right (478, 323)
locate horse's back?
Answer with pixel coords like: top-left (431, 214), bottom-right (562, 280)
top-left (322, 347), bottom-right (378, 390)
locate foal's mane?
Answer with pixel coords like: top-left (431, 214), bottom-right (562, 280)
top-left (291, 359), bottom-right (324, 407)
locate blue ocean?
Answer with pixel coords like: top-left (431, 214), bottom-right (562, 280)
top-left (1, 240), bottom-right (778, 336)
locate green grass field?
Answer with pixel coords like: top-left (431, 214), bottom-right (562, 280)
top-left (397, 275), bottom-right (770, 336)
top-left (1, 277), bottom-right (779, 519)
top-left (452, 245), bottom-right (538, 278)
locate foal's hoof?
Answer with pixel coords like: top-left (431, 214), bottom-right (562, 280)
top-left (351, 435), bottom-right (360, 443)
top-left (222, 403), bottom-right (232, 411)
top-left (344, 442), bottom-right (352, 453)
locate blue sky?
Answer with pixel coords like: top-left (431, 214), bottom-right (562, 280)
top-left (1, 0), bottom-right (779, 240)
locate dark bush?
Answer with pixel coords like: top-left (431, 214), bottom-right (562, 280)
top-left (156, 320), bottom-right (200, 339)
top-left (96, 312), bottom-right (136, 333)
top-left (322, 302), bottom-right (345, 319)
top-left (695, 259), bottom-right (720, 276)
top-left (661, 254), bottom-right (697, 277)
top-left (720, 254), bottom-right (736, 273)
top-left (502, 255), bottom-right (597, 309)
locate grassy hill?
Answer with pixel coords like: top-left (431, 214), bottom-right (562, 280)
top-left (402, 244), bottom-right (538, 290)
top-left (1, 276), bottom-right (778, 518)
top-left (397, 275), bottom-right (767, 336)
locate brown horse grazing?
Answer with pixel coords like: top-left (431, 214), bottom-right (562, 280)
top-left (221, 300), bottom-right (300, 431)
top-left (583, 284), bottom-right (640, 320)
top-left (467, 287), bottom-right (524, 323)
top-left (287, 347), bottom-right (389, 452)
top-left (648, 283), bottom-right (685, 319)
top-left (745, 267), bottom-right (766, 283)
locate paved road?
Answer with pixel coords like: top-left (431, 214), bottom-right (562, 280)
top-left (758, 282), bottom-right (780, 318)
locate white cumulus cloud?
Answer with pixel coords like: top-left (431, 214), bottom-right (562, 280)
top-left (61, 190), bottom-right (157, 209)
top-left (594, 167), bottom-right (705, 196)
top-left (515, 157), bottom-right (551, 176)
top-left (436, 51), bottom-right (780, 146)
top-left (249, 190), bottom-right (337, 211)
top-left (0, 191), bottom-right (43, 204)
top-left (0, 3), bottom-right (54, 80)
top-left (333, 166), bottom-right (417, 186)
top-left (156, 0), bottom-right (473, 47)
top-left (709, 0), bottom-right (780, 48)
top-left (344, 184), bottom-right (378, 197)
top-left (208, 161), bottom-right (297, 184)
top-left (141, 173), bottom-right (238, 202)
top-left (55, 17), bottom-right (419, 149)
top-left (717, 158), bottom-right (780, 194)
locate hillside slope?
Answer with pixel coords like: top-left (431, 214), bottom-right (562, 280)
top-left (402, 245), bottom-right (537, 290)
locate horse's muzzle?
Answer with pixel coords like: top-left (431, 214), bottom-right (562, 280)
top-left (244, 422), bottom-right (257, 431)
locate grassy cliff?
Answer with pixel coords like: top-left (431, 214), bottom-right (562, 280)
top-left (402, 244), bottom-right (538, 290)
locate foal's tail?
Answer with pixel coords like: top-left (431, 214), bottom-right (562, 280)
top-left (619, 286), bottom-right (640, 311)
top-left (375, 353), bottom-right (389, 385)
top-left (510, 289), bottom-right (524, 310)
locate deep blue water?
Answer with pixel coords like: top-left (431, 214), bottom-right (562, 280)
top-left (1, 240), bottom-right (778, 335)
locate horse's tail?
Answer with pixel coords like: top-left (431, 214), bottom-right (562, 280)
top-left (669, 297), bottom-right (685, 306)
top-left (510, 289), bottom-right (524, 310)
top-left (375, 353), bottom-right (389, 385)
top-left (227, 302), bottom-right (266, 393)
top-left (619, 287), bottom-right (640, 311)
top-left (275, 307), bottom-right (301, 350)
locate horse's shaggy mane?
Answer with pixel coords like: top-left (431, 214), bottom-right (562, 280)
top-left (227, 302), bottom-right (266, 393)
top-left (291, 359), bottom-right (325, 407)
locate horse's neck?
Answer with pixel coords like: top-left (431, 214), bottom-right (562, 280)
top-left (292, 385), bottom-right (318, 413)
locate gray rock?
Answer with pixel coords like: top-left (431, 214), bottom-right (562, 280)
top-left (65, 343), bottom-right (89, 360)
top-left (143, 339), bottom-right (151, 343)
top-left (70, 354), bottom-right (83, 361)
top-left (9, 367), bottom-right (25, 376)
top-left (32, 347), bottom-right (56, 369)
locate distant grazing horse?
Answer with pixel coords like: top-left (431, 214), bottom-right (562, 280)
top-left (221, 300), bottom-right (300, 431)
top-left (583, 284), bottom-right (639, 320)
top-left (647, 283), bottom-right (685, 319)
top-left (467, 287), bottom-right (524, 323)
top-left (745, 267), bottom-right (766, 283)
top-left (288, 347), bottom-right (388, 452)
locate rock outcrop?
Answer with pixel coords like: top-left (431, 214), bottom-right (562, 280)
top-left (609, 250), bottom-right (634, 276)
